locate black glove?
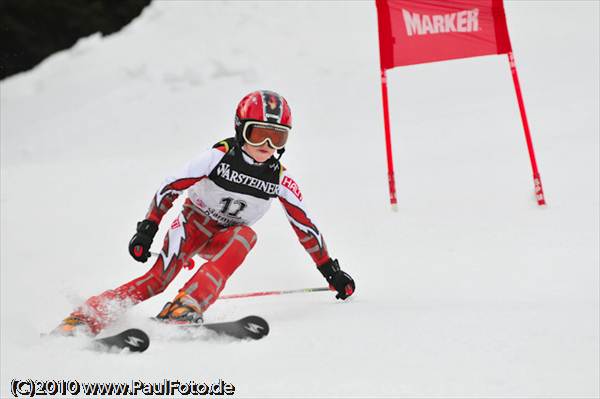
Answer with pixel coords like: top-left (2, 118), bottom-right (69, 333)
top-left (318, 258), bottom-right (355, 300)
top-left (128, 219), bottom-right (159, 262)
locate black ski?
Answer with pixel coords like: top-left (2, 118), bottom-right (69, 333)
top-left (152, 315), bottom-right (269, 340)
top-left (92, 328), bottom-right (150, 352)
top-left (203, 315), bottom-right (269, 340)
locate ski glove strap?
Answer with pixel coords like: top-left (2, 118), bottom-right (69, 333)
top-left (128, 219), bottom-right (159, 263)
top-left (318, 258), bottom-right (355, 300)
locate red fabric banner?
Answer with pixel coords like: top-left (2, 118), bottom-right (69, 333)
top-left (376, 0), bottom-right (512, 69)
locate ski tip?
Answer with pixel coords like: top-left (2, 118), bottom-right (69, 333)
top-left (95, 328), bottom-right (150, 353)
top-left (122, 329), bottom-right (150, 352)
top-left (120, 328), bottom-right (150, 352)
top-left (238, 315), bottom-right (269, 339)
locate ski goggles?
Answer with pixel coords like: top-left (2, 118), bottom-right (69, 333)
top-left (242, 122), bottom-right (290, 150)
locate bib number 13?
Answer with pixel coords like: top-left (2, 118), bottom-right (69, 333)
top-left (220, 197), bottom-right (247, 217)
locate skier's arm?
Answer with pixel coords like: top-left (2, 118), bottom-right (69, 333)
top-left (129, 142), bottom-right (227, 262)
top-left (278, 171), bottom-right (330, 266)
top-left (145, 144), bottom-right (227, 224)
top-left (278, 171), bottom-right (355, 299)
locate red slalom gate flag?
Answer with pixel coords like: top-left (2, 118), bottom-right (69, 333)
top-left (376, 0), bottom-right (512, 68)
top-left (375, 0), bottom-right (546, 208)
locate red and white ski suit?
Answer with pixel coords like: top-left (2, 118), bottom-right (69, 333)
top-left (76, 138), bottom-right (330, 333)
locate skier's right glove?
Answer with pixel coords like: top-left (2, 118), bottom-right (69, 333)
top-left (128, 219), bottom-right (159, 263)
top-left (318, 258), bottom-right (355, 300)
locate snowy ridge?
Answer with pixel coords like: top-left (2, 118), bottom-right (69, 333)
top-left (1, 1), bottom-right (598, 397)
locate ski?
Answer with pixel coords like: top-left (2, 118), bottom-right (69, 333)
top-left (92, 328), bottom-right (150, 352)
top-left (203, 315), bottom-right (269, 340)
top-left (152, 315), bottom-right (269, 340)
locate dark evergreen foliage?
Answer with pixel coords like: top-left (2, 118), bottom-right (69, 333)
top-left (0, 0), bottom-right (151, 80)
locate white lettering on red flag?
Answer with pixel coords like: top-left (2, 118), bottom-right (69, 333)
top-left (402, 8), bottom-right (479, 36)
top-left (376, 0), bottom-right (512, 68)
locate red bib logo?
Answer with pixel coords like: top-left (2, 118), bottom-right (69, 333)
top-left (282, 176), bottom-right (303, 201)
top-left (171, 218), bottom-right (181, 229)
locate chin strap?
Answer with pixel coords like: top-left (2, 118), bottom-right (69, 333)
top-left (239, 143), bottom-right (284, 165)
top-left (276, 147), bottom-right (285, 160)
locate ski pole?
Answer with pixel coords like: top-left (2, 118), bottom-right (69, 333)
top-left (218, 286), bottom-right (333, 300)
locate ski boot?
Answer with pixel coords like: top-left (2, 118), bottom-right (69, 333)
top-left (52, 312), bottom-right (96, 336)
top-left (156, 292), bottom-right (204, 325)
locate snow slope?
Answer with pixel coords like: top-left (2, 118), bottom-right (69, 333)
top-left (1, 1), bottom-right (598, 397)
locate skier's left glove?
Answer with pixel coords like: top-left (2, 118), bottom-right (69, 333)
top-left (128, 219), bottom-right (158, 263)
top-left (318, 258), bottom-right (355, 300)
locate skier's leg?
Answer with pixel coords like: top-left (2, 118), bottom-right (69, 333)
top-left (57, 209), bottom-right (211, 335)
top-left (159, 225), bottom-right (257, 320)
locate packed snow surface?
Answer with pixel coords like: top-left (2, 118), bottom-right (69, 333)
top-left (1, 1), bottom-right (598, 397)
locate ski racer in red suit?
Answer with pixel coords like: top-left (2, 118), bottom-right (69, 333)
top-left (56, 90), bottom-right (355, 335)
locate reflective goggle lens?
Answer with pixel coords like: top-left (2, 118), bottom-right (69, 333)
top-left (244, 125), bottom-right (289, 149)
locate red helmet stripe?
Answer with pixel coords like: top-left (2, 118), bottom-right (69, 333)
top-left (256, 91), bottom-right (265, 121)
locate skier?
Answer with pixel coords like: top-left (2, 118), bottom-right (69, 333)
top-left (56, 90), bottom-right (355, 335)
